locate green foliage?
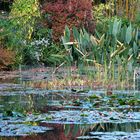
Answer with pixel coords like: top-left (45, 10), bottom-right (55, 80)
top-left (94, 18), bottom-right (139, 75)
top-left (22, 44), bottom-right (39, 66)
top-left (33, 25), bottom-right (52, 41)
top-left (9, 0), bottom-right (40, 42)
top-left (134, 12), bottom-right (140, 28)
top-left (0, 0), bottom-right (40, 48)
top-left (0, 0), bottom-right (41, 66)
top-left (62, 26), bottom-right (93, 65)
top-left (93, 2), bottom-right (114, 34)
top-left (40, 43), bottom-right (65, 66)
top-left (16, 38), bottom-right (65, 66)
top-left (62, 18), bottom-right (140, 80)
top-left (125, 24), bottom-right (132, 44)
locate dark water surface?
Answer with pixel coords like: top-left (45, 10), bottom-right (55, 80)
top-left (0, 68), bottom-right (140, 140)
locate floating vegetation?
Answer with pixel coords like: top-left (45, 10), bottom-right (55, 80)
top-left (77, 131), bottom-right (140, 140)
top-left (0, 68), bottom-right (140, 139)
top-left (0, 124), bottom-right (52, 137)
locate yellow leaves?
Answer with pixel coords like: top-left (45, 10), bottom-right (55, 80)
top-left (9, 0), bottom-right (40, 40)
top-left (28, 27), bottom-right (34, 40)
top-left (90, 35), bottom-right (98, 46)
top-left (110, 40), bottom-right (126, 58)
top-left (128, 54), bottom-right (133, 61)
top-left (98, 34), bottom-right (105, 46)
top-left (90, 34), bottom-right (105, 46)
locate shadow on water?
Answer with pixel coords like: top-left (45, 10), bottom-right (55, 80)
top-left (1, 122), bottom-right (140, 140)
top-left (0, 68), bottom-right (140, 140)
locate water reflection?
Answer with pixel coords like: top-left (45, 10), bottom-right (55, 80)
top-left (0, 68), bottom-right (140, 139)
top-left (1, 122), bottom-right (140, 140)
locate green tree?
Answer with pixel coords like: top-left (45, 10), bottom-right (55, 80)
top-left (9, 0), bottom-right (40, 43)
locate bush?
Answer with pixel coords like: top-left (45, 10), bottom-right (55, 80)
top-left (134, 12), bottom-right (140, 28)
top-left (9, 0), bottom-right (40, 42)
top-left (42, 0), bottom-right (95, 41)
top-left (19, 38), bottom-right (65, 66)
top-left (62, 18), bottom-right (140, 74)
top-left (0, 47), bottom-right (15, 70)
top-left (0, 0), bottom-right (41, 67)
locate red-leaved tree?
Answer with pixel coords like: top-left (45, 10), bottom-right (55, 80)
top-left (42, 0), bottom-right (95, 41)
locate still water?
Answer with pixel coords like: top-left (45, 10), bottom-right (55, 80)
top-left (0, 68), bottom-right (140, 140)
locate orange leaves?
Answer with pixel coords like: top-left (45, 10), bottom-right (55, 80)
top-left (0, 47), bottom-right (15, 70)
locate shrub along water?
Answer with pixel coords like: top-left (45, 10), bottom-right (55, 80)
top-left (62, 18), bottom-right (140, 86)
top-left (0, 47), bottom-right (15, 70)
top-left (0, 0), bottom-right (41, 66)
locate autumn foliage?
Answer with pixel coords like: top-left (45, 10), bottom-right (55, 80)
top-left (0, 47), bottom-right (15, 70)
top-left (42, 0), bottom-right (95, 41)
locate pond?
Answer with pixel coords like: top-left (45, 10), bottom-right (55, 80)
top-left (0, 67), bottom-right (140, 140)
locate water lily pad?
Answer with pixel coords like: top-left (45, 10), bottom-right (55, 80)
top-left (77, 131), bottom-right (140, 140)
top-left (0, 124), bottom-right (53, 136)
top-left (76, 136), bottom-right (99, 139)
top-left (0, 69), bottom-right (140, 139)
